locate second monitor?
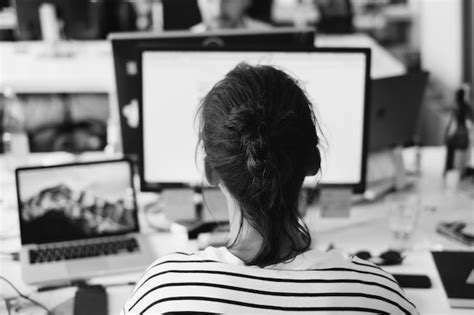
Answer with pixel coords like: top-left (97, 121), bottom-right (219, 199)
top-left (138, 48), bottom-right (371, 193)
top-left (369, 72), bottom-right (429, 151)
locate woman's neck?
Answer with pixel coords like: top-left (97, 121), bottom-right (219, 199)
top-left (220, 184), bottom-right (306, 265)
top-left (222, 186), bottom-right (263, 262)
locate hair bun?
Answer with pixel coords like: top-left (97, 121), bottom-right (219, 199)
top-left (225, 106), bottom-right (275, 179)
top-left (244, 136), bottom-right (273, 178)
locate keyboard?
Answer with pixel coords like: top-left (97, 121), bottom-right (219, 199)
top-left (29, 237), bottom-right (139, 264)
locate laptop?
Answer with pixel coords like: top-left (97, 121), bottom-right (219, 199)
top-left (369, 71), bottom-right (429, 151)
top-left (15, 159), bottom-right (154, 285)
top-left (432, 251), bottom-right (474, 309)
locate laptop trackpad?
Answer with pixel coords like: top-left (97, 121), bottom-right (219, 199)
top-left (66, 258), bottom-right (110, 278)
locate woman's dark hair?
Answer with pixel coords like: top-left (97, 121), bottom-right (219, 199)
top-left (198, 63), bottom-right (321, 267)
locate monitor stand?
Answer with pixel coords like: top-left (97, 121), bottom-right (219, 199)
top-left (167, 188), bottom-right (229, 240)
top-left (319, 188), bottom-right (352, 218)
top-left (363, 146), bottom-right (414, 201)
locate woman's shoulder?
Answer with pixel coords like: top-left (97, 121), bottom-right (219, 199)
top-left (137, 249), bottom-right (223, 277)
top-left (289, 248), bottom-right (405, 291)
top-left (123, 248), bottom-right (418, 314)
top-left (129, 248), bottom-right (239, 293)
top-left (139, 247), bottom-right (410, 297)
top-left (145, 246), bottom-right (243, 268)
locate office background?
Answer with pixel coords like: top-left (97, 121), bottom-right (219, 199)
top-left (0, 0), bottom-right (473, 154)
top-left (0, 0), bottom-right (473, 314)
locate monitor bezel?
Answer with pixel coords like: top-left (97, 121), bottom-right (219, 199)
top-left (15, 158), bottom-right (140, 245)
top-left (137, 47), bottom-right (371, 194)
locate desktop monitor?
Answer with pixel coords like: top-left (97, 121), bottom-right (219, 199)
top-left (109, 27), bottom-right (316, 157)
top-left (369, 71), bottom-right (429, 151)
top-left (14, 0), bottom-right (106, 40)
top-left (138, 48), bottom-right (371, 193)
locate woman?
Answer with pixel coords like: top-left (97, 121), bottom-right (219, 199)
top-left (192, 0), bottom-right (271, 32)
top-left (123, 63), bottom-right (417, 314)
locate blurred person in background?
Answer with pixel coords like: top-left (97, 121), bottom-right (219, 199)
top-left (192, 0), bottom-right (271, 32)
top-left (316, 0), bottom-right (353, 33)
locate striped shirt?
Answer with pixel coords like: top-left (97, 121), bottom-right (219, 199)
top-left (122, 247), bottom-right (418, 314)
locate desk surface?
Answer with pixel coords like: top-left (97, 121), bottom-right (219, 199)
top-left (0, 147), bottom-right (472, 314)
top-left (0, 33), bottom-right (405, 93)
top-left (0, 41), bottom-right (114, 93)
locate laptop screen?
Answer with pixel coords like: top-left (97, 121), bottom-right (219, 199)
top-left (16, 160), bottom-right (139, 245)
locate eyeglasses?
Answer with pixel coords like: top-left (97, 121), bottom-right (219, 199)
top-left (353, 249), bottom-right (404, 266)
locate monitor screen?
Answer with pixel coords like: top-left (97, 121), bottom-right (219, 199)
top-left (16, 160), bottom-right (139, 244)
top-left (140, 49), bottom-right (370, 192)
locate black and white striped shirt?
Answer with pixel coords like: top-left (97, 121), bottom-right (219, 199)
top-left (123, 247), bottom-right (418, 314)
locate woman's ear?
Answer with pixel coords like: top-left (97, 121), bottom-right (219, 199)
top-left (205, 158), bottom-right (220, 186)
top-left (306, 147), bottom-right (321, 176)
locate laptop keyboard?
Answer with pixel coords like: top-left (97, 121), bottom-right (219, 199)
top-left (29, 237), bottom-right (140, 264)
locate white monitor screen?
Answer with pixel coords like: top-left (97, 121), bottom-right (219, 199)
top-left (141, 50), bottom-right (368, 189)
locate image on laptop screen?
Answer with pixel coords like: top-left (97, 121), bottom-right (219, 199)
top-left (16, 160), bottom-right (139, 244)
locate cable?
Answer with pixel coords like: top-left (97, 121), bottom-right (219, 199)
top-left (0, 275), bottom-right (51, 315)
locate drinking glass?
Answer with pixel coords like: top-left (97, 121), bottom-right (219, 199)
top-left (385, 193), bottom-right (421, 250)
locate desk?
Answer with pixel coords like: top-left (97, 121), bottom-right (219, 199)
top-left (316, 33), bottom-right (406, 78)
top-left (0, 41), bottom-right (114, 93)
top-left (0, 152), bottom-right (195, 314)
top-left (1, 148), bottom-right (472, 314)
